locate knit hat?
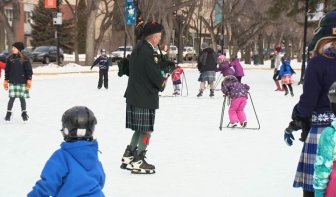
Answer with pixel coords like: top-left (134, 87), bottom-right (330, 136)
top-left (308, 10), bottom-right (336, 51)
top-left (275, 47), bottom-right (281, 53)
top-left (143, 21), bottom-right (163, 37)
top-left (217, 55), bottom-right (226, 63)
top-left (201, 42), bottom-right (209, 49)
top-left (12, 42), bottom-right (25, 52)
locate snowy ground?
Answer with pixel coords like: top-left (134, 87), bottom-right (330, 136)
top-left (0, 60), bottom-right (305, 196)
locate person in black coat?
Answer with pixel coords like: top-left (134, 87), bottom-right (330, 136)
top-left (196, 42), bottom-right (218, 97)
top-left (90, 49), bottom-right (111, 89)
top-left (120, 21), bottom-right (167, 174)
top-left (3, 42), bottom-right (33, 121)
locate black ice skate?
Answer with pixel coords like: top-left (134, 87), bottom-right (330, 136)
top-left (21, 110), bottom-right (29, 122)
top-left (120, 145), bottom-right (136, 170)
top-left (197, 90), bottom-right (203, 97)
top-left (210, 89), bottom-right (215, 97)
top-left (131, 150), bottom-right (155, 174)
top-left (4, 111), bottom-right (11, 121)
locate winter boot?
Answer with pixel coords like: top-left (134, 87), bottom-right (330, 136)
top-left (131, 150), bottom-right (155, 174)
top-left (197, 89), bottom-right (203, 97)
top-left (285, 90), bottom-right (289, 96)
top-left (228, 122), bottom-right (238, 128)
top-left (21, 110), bottom-right (29, 121)
top-left (274, 81), bottom-right (281, 91)
top-left (4, 111), bottom-right (11, 121)
top-left (290, 91), bottom-right (294, 97)
top-left (210, 89), bottom-right (215, 97)
top-left (241, 121), bottom-right (247, 128)
top-left (121, 145), bottom-right (136, 170)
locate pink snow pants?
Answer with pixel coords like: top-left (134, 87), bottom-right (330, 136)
top-left (228, 97), bottom-right (247, 124)
top-left (325, 161), bottom-right (336, 197)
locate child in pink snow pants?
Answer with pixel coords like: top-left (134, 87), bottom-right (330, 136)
top-left (221, 75), bottom-right (250, 128)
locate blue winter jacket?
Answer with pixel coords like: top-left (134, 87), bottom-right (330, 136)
top-left (279, 60), bottom-right (294, 77)
top-left (27, 140), bottom-right (105, 197)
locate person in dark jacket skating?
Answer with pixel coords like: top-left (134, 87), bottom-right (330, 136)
top-left (91, 49), bottom-right (111, 89)
top-left (28, 106), bottom-right (105, 197)
top-left (196, 42), bottom-right (218, 97)
top-left (3, 42), bottom-right (33, 122)
top-left (283, 10), bottom-right (336, 197)
top-left (120, 21), bottom-right (167, 174)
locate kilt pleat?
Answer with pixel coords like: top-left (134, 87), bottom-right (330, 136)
top-left (8, 83), bottom-right (30, 98)
top-left (126, 104), bottom-right (155, 132)
top-left (293, 127), bottom-right (325, 192)
top-left (198, 71), bottom-right (216, 82)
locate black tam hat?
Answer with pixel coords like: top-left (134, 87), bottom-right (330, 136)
top-left (143, 21), bottom-right (163, 37)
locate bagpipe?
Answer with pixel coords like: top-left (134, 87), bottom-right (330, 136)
top-left (157, 44), bottom-right (176, 75)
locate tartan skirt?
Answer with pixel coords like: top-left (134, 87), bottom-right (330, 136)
top-left (281, 75), bottom-right (294, 85)
top-left (293, 126), bottom-right (325, 192)
top-left (126, 104), bottom-right (156, 132)
top-left (198, 71), bottom-right (216, 82)
top-left (8, 83), bottom-right (30, 98)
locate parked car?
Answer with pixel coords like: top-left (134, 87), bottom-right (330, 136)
top-left (0, 49), bottom-right (33, 63)
top-left (111, 46), bottom-right (133, 62)
top-left (31, 46), bottom-right (64, 64)
top-left (168, 45), bottom-right (178, 60)
top-left (183, 46), bottom-right (196, 61)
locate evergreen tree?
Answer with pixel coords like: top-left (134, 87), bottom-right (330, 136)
top-left (31, 0), bottom-right (74, 53)
top-left (77, 0), bottom-right (87, 54)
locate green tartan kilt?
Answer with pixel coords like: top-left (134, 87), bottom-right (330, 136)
top-left (8, 83), bottom-right (30, 98)
top-left (126, 104), bottom-right (155, 132)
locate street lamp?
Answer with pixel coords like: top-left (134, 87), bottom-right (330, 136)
top-left (299, 0), bottom-right (309, 85)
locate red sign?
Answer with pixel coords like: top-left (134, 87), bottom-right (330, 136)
top-left (45, 0), bottom-right (56, 8)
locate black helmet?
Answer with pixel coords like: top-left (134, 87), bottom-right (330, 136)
top-left (328, 82), bottom-right (336, 114)
top-left (61, 106), bottom-right (97, 142)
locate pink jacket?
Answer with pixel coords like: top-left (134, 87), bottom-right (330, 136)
top-left (172, 66), bottom-right (183, 82)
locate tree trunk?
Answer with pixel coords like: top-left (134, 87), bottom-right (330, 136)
top-left (85, 0), bottom-right (99, 66)
top-left (244, 45), bottom-right (251, 64)
top-left (258, 33), bottom-right (264, 65)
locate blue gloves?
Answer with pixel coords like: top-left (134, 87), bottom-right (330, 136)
top-left (284, 129), bottom-right (295, 146)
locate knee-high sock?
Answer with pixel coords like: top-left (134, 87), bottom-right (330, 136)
top-left (129, 131), bottom-right (140, 151)
top-left (137, 131), bottom-right (151, 154)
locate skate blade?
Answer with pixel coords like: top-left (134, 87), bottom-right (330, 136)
top-left (120, 163), bottom-right (133, 171)
top-left (131, 169), bottom-right (155, 174)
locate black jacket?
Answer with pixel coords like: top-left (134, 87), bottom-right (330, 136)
top-left (5, 55), bottom-right (33, 84)
top-left (197, 48), bottom-right (218, 72)
top-left (124, 41), bottom-right (165, 109)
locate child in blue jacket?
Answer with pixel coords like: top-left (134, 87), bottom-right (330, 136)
top-left (28, 106), bottom-right (105, 197)
top-left (279, 55), bottom-right (295, 96)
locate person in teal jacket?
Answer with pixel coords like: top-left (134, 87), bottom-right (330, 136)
top-left (28, 106), bottom-right (105, 197)
top-left (314, 81), bottom-right (336, 197)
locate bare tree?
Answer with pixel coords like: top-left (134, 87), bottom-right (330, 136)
top-left (0, 0), bottom-right (21, 50)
